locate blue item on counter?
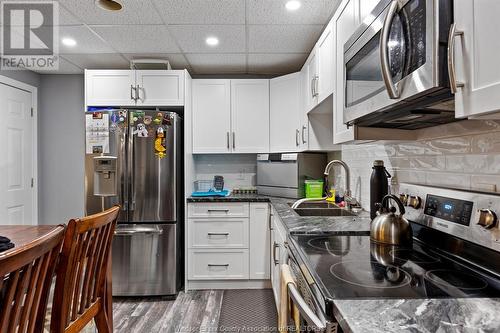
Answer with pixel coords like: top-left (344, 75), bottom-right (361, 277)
top-left (191, 190), bottom-right (231, 197)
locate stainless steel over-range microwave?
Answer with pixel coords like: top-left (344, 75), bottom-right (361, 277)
top-left (343, 0), bottom-right (458, 129)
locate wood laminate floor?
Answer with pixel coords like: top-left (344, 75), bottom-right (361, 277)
top-left (113, 290), bottom-right (224, 333)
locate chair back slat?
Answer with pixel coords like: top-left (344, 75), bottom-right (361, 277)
top-left (51, 205), bottom-right (119, 333)
top-left (0, 226), bottom-right (65, 333)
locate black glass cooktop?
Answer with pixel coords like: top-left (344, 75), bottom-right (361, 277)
top-left (289, 234), bottom-right (500, 300)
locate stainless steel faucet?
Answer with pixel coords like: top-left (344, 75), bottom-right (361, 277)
top-left (291, 159), bottom-right (360, 210)
top-left (323, 160), bottom-right (359, 209)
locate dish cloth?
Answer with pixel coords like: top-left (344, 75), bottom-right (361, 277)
top-left (0, 236), bottom-right (14, 253)
top-left (279, 264), bottom-right (300, 332)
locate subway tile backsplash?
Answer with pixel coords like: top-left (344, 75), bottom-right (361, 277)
top-left (335, 121), bottom-right (500, 210)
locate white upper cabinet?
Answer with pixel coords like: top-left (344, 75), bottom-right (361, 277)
top-left (358, 0), bottom-right (381, 24)
top-left (333, 0), bottom-right (358, 144)
top-left (453, 0), bottom-right (500, 119)
top-left (135, 70), bottom-right (184, 106)
top-left (231, 80), bottom-right (270, 153)
top-left (85, 70), bottom-right (135, 106)
top-left (192, 79), bottom-right (270, 154)
top-left (317, 21), bottom-right (334, 103)
top-left (270, 73), bottom-right (301, 153)
top-left (85, 69), bottom-right (184, 107)
top-left (304, 49), bottom-right (319, 113)
top-left (192, 80), bottom-right (231, 154)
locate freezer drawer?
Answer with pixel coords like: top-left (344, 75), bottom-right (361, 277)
top-left (112, 224), bottom-right (177, 296)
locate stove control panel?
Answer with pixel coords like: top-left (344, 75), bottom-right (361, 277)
top-left (424, 194), bottom-right (474, 226)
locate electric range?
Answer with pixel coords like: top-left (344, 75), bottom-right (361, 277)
top-left (287, 184), bottom-right (500, 330)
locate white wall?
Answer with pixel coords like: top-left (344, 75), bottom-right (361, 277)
top-left (335, 121), bottom-right (500, 210)
top-left (39, 74), bottom-right (85, 224)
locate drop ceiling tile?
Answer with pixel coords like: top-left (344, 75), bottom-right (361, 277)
top-left (123, 53), bottom-right (190, 70)
top-left (248, 53), bottom-right (308, 74)
top-left (169, 25), bottom-right (245, 53)
top-left (247, 0), bottom-right (339, 24)
top-left (248, 24), bottom-right (323, 53)
top-left (152, 0), bottom-right (245, 24)
top-left (31, 56), bottom-right (83, 74)
top-left (62, 54), bottom-right (129, 70)
top-left (59, 26), bottom-right (115, 54)
top-left (0, 2), bottom-right (81, 25)
top-left (186, 54), bottom-right (246, 74)
top-left (60, 0), bottom-right (163, 25)
top-left (91, 25), bottom-right (180, 53)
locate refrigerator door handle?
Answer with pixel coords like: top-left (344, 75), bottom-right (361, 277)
top-left (128, 120), bottom-right (136, 211)
top-left (121, 121), bottom-right (128, 212)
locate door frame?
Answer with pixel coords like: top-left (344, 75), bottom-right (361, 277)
top-left (0, 75), bottom-right (38, 225)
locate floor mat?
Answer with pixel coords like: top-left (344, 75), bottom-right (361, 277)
top-left (218, 289), bottom-right (278, 332)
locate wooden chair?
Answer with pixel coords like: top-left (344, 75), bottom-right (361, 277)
top-left (0, 225), bottom-right (65, 333)
top-left (50, 206), bottom-right (120, 333)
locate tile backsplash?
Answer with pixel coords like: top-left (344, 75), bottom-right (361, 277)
top-left (193, 154), bottom-right (257, 191)
top-left (334, 121), bottom-right (500, 210)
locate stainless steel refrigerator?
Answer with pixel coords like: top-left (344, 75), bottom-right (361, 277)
top-left (84, 109), bottom-right (183, 297)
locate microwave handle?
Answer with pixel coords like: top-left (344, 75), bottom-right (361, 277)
top-left (447, 23), bottom-right (465, 94)
top-left (380, 0), bottom-right (400, 100)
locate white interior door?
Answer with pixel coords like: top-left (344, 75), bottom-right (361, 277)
top-left (0, 83), bottom-right (34, 225)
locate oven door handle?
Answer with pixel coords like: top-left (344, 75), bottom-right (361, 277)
top-left (288, 283), bottom-right (326, 330)
top-left (380, 0), bottom-right (400, 100)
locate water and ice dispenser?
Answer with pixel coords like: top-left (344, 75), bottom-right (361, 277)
top-left (93, 156), bottom-right (117, 196)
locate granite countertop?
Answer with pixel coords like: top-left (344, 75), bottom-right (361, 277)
top-left (187, 194), bottom-right (500, 332)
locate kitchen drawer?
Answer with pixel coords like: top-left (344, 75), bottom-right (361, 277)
top-left (188, 218), bottom-right (249, 248)
top-left (188, 202), bottom-right (249, 218)
top-left (188, 249), bottom-right (249, 280)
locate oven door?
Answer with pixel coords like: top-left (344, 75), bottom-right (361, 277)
top-left (343, 0), bottom-right (439, 125)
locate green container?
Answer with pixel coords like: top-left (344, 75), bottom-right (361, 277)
top-left (304, 180), bottom-right (324, 198)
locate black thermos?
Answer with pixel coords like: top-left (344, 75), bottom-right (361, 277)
top-left (370, 160), bottom-right (391, 220)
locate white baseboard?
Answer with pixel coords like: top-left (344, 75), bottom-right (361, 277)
top-left (186, 279), bottom-right (271, 290)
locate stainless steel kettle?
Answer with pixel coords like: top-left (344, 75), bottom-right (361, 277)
top-left (370, 194), bottom-right (413, 247)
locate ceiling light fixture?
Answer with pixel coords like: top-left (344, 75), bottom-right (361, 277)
top-left (205, 37), bottom-right (219, 47)
top-left (95, 0), bottom-right (122, 11)
top-left (62, 37), bottom-right (77, 47)
top-left (285, 0), bottom-right (301, 11)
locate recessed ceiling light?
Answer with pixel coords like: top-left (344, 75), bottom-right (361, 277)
top-left (62, 37), bottom-right (77, 47)
top-left (285, 0), bottom-right (301, 11)
top-left (206, 37), bottom-right (219, 47)
top-left (95, 0), bottom-right (122, 11)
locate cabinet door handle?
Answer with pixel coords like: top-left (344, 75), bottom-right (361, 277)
top-left (313, 75), bottom-right (319, 97)
top-left (302, 125), bottom-right (307, 144)
top-left (273, 242), bottom-right (280, 265)
top-left (208, 264), bottom-right (229, 267)
top-left (295, 129), bottom-right (300, 146)
top-left (269, 212), bottom-right (274, 231)
top-left (227, 132), bottom-right (230, 150)
top-left (311, 77), bottom-right (315, 98)
top-left (447, 22), bottom-right (464, 94)
top-left (135, 84), bottom-right (141, 101)
top-left (207, 209), bottom-right (229, 213)
top-left (130, 85), bottom-right (136, 101)
top-left (207, 232), bottom-right (230, 236)
top-left (232, 132), bottom-right (236, 149)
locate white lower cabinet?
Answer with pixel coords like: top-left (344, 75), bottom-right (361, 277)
top-left (270, 207), bottom-right (287, 310)
top-left (188, 249), bottom-right (249, 280)
top-left (187, 202), bottom-right (271, 286)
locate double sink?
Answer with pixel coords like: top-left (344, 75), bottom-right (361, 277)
top-left (288, 201), bottom-right (358, 217)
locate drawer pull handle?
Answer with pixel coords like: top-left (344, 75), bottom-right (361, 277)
top-left (207, 232), bottom-right (229, 236)
top-left (207, 209), bottom-right (230, 213)
top-left (207, 264), bottom-right (229, 267)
